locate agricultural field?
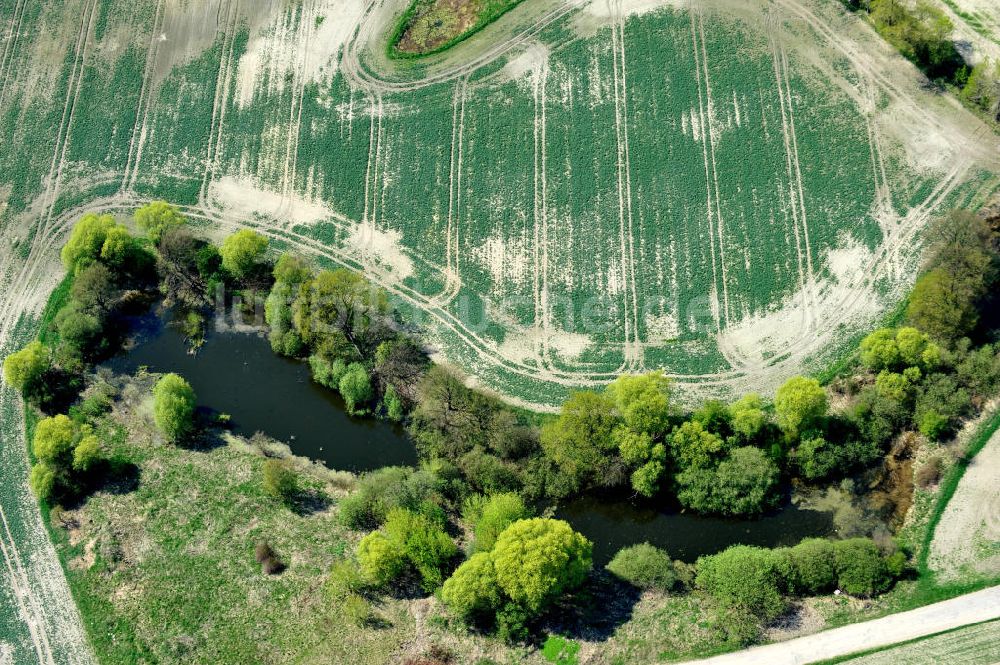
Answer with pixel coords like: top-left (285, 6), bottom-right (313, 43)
top-left (0, 0), bottom-right (998, 411)
top-left (837, 619), bottom-right (1000, 664)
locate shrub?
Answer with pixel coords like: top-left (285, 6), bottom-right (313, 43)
top-left (338, 466), bottom-right (439, 530)
top-left (326, 559), bottom-right (367, 600)
top-left (675, 447), bottom-right (780, 516)
top-left (152, 373), bottom-right (196, 442)
top-left (606, 543), bottom-right (676, 591)
top-left (915, 456), bottom-right (944, 488)
top-left (832, 538), bottom-right (892, 597)
top-left (254, 541), bottom-right (285, 575)
top-left (357, 532), bottom-right (406, 585)
top-left (342, 593), bottom-right (372, 626)
top-left (262, 459), bottom-right (298, 503)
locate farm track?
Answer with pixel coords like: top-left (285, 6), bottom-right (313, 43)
top-left (121, 0), bottom-right (166, 193)
top-left (200, 0), bottom-right (241, 204)
top-left (0, 0), bottom-right (26, 111)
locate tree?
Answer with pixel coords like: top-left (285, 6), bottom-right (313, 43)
top-left (99, 225), bottom-right (137, 271)
top-left (729, 393), bottom-right (767, 441)
top-left (134, 201), bottom-right (185, 243)
top-left (383, 385), bottom-right (405, 422)
top-left (676, 447), bottom-right (779, 516)
top-left (72, 434), bottom-right (102, 472)
top-left (383, 507), bottom-right (457, 590)
top-left (71, 263), bottom-right (116, 315)
top-left (696, 545), bottom-right (787, 625)
top-left (3, 341), bottom-right (50, 393)
top-left (152, 373), bottom-right (196, 442)
top-left (61, 213), bottom-right (116, 271)
top-left (774, 376), bottom-right (827, 437)
top-left (220, 229), bottom-right (269, 280)
top-left (832, 538), bottom-right (892, 597)
top-left (783, 538), bottom-right (836, 595)
top-left (961, 60), bottom-right (1000, 116)
top-left (860, 328), bottom-right (901, 371)
top-left (669, 420), bottom-right (726, 470)
top-left (606, 543), bottom-right (677, 591)
top-left (273, 252), bottom-right (312, 285)
top-left (339, 362), bottom-right (373, 414)
top-left (540, 391), bottom-right (619, 494)
top-left (357, 531), bottom-right (406, 585)
top-left (29, 463), bottom-right (57, 501)
top-left (908, 268), bottom-right (982, 343)
top-left (292, 268), bottom-right (390, 357)
top-left (262, 459), bottom-right (298, 503)
top-left (158, 227), bottom-right (209, 307)
top-left (33, 414), bottom-right (78, 469)
top-left (441, 552), bottom-right (502, 621)
top-left (54, 303), bottom-right (103, 359)
top-left (472, 493), bottom-right (530, 552)
top-left (491, 518), bottom-right (592, 611)
top-left (605, 372), bottom-right (671, 435)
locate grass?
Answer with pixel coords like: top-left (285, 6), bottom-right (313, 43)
top-left (811, 618), bottom-right (1000, 664)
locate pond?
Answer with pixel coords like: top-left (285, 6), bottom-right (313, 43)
top-left (556, 495), bottom-right (835, 566)
top-left (103, 311), bottom-right (417, 473)
top-left (106, 309), bottom-right (834, 562)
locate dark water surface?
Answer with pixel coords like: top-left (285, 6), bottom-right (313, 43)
top-left (557, 495), bottom-right (835, 565)
top-left (104, 313), bottom-right (417, 472)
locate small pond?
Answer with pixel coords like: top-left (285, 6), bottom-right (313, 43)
top-left (103, 311), bottom-right (417, 472)
top-left (557, 495), bottom-right (835, 566)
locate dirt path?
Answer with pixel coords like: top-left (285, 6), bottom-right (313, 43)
top-left (929, 423), bottom-right (1000, 580)
top-left (680, 585), bottom-right (1000, 665)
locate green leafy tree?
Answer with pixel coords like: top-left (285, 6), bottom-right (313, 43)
top-left (382, 384), bottom-right (405, 422)
top-left (29, 464), bottom-right (57, 501)
top-left (491, 518), bottom-right (592, 611)
top-left (833, 538), bottom-right (892, 597)
top-left (670, 420), bottom-right (725, 470)
top-left (383, 507), bottom-right (457, 590)
top-left (696, 545), bottom-right (787, 628)
top-left (33, 414), bottom-right (78, 469)
top-left (339, 362), bottom-right (373, 414)
top-left (676, 447), bottom-right (779, 516)
top-left (606, 543), bottom-right (676, 591)
top-left (292, 268), bottom-right (390, 357)
top-left (72, 434), bottom-right (102, 472)
top-left (71, 263), bottom-right (116, 315)
top-left (99, 225), bottom-right (137, 271)
top-left (61, 213), bottom-right (116, 271)
top-left (774, 376), bottom-right (827, 438)
top-left (472, 493), bottom-right (530, 552)
top-left (54, 304), bottom-right (103, 359)
top-left (540, 391), bottom-right (619, 493)
top-left (605, 371), bottom-right (671, 435)
top-left (152, 373), bottom-right (196, 442)
top-left (440, 552), bottom-right (502, 620)
top-left (729, 393), bottom-right (767, 441)
top-left (783, 538), bottom-right (836, 595)
top-left (134, 201), bottom-right (185, 243)
top-left (3, 341), bottom-right (50, 393)
top-left (220, 229), bottom-right (269, 280)
top-left (860, 328), bottom-right (901, 371)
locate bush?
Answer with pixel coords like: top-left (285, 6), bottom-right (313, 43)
top-left (254, 541), bottom-right (285, 575)
top-left (695, 545), bottom-right (787, 623)
top-left (326, 559), bottom-right (367, 600)
top-left (357, 532), bottom-right (406, 585)
top-left (262, 459), bottom-right (298, 503)
top-left (833, 538), bottom-right (892, 597)
top-left (606, 543), bottom-right (677, 591)
top-left (675, 447), bottom-right (780, 516)
top-left (343, 593), bottom-right (372, 627)
top-left (152, 373), bottom-right (196, 442)
top-left (338, 466), bottom-right (440, 530)
top-left (915, 456), bottom-right (944, 488)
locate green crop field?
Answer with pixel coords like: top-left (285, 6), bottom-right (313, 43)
top-left (0, 0), bottom-right (999, 416)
